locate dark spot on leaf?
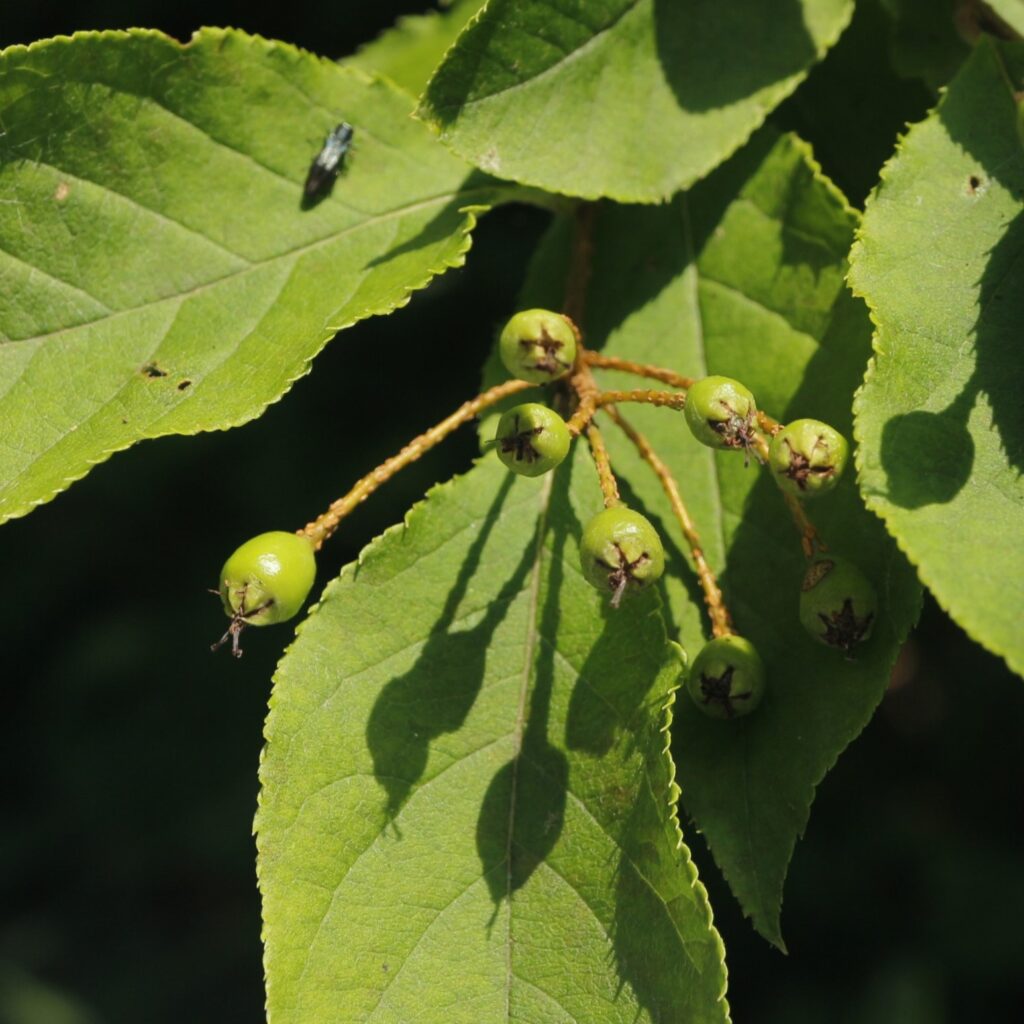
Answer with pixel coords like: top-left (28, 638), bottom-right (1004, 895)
top-left (966, 174), bottom-right (982, 195)
top-left (177, 379), bottom-right (192, 391)
top-left (140, 362), bottom-right (168, 379)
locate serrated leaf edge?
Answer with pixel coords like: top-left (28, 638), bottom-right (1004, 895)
top-left (256, 455), bottom-right (733, 1020)
top-left (846, 37), bottom-right (1022, 678)
top-left (0, 27), bottom-right (492, 525)
top-left (414, 1), bottom-right (856, 204)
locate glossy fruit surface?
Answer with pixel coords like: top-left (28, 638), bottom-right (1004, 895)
top-left (219, 531), bottom-right (316, 627)
top-left (495, 403), bottom-right (571, 477)
top-left (499, 308), bottom-right (578, 383)
top-left (769, 419), bottom-right (849, 498)
top-left (686, 634), bottom-right (766, 719)
top-left (578, 506), bottom-right (664, 606)
top-left (799, 556), bottom-right (877, 654)
top-left (684, 375), bottom-right (758, 452)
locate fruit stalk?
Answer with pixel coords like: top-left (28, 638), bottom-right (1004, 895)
top-left (301, 378), bottom-right (532, 549)
top-left (584, 352), bottom-right (694, 390)
top-left (604, 406), bottom-right (733, 637)
top-left (596, 388), bottom-right (687, 411)
top-left (585, 421), bottom-right (621, 507)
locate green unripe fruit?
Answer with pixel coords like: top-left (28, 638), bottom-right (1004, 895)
top-left (494, 403), bottom-right (571, 477)
top-left (499, 308), bottom-right (577, 383)
top-left (799, 556), bottom-right (877, 655)
top-left (686, 634), bottom-right (766, 719)
top-left (579, 506), bottom-right (665, 607)
top-left (215, 531), bottom-right (317, 656)
top-left (768, 419), bottom-right (849, 498)
top-left (684, 375), bottom-right (758, 453)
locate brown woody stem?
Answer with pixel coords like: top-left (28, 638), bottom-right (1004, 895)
top-left (604, 406), bottom-right (733, 638)
top-left (301, 378), bottom-right (533, 549)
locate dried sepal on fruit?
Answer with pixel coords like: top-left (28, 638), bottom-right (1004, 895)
top-left (213, 531), bottom-right (317, 657)
top-left (499, 308), bottom-right (578, 383)
top-left (769, 418), bottom-right (849, 498)
top-left (578, 506), bottom-right (665, 607)
top-left (494, 403), bottom-right (571, 477)
top-left (684, 375), bottom-right (759, 457)
top-left (799, 556), bottom-right (877, 655)
top-left (685, 634), bottom-right (766, 719)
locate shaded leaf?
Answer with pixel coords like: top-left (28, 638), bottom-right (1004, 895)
top-left (878, 0), bottom-right (969, 90)
top-left (507, 131), bottom-right (921, 945)
top-left (344, 0), bottom-right (488, 98)
top-left (0, 28), bottom-right (502, 524)
top-left (849, 39), bottom-right (1024, 677)
top-left (417, 0), bottom-right (854, 202)
top-left (257, 453), bottom-right (730, 1023)
top-left (772, 0), bottom-right (935, 207)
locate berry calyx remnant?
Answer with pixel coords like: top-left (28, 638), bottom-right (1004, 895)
top-left (799, 556), bottom-right (877, 655)
top-left (684, 375), bottom-right (759, 457)
top-left (499, 308), bottom-right (578, 383)
top-left (213, 531), bottom-right (317, 657)
top-left (768, 419), bottom-right (849, 498)
top-left (579, 506), bottom-right (665, 607)
top-left (494, 403), bottom-right (571, 477)
top-left (685, 634), bottom-right (766, 719)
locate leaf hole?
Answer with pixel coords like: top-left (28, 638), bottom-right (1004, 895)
top-left (177, 379), bottom-right (193, 391)
top-left (966, 174), bottom-right (984, 196)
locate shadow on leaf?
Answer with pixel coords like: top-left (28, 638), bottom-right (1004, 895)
top-left (878, 210), bottom-right (1024, 507)
top-left (653, 0), bottom-right (817, 113)
top-left (363, 171), bottom-right (497, 269)
top-left (365, 473), bottom-right (533, 818)
top-left (476, 467), bottom-right (574, 905)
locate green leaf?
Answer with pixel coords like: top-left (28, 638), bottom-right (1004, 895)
top-left (506, 131), bottom-right (921, 945)
top-left (986, 0), bottom-right (1024, 37)
top-left (772, 0), bottom-right (935, 207)
top-left (344, 0), bottom-right (488, 98)
top-left (878, 0), bottom-right (969, 90)
top-left (0, 28), bottom-right (500, 525)
top-left (257, 454), bottom-right (730, 1023)
top-left (417, 0), bottom-right (854, 202)
top-left (849, 39), bottom-right (1024, 677)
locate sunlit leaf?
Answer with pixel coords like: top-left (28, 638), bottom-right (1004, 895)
top-left (849, 38), bottom-right (1024, 677)
top-left (0, 28), bottom-right (502, 524)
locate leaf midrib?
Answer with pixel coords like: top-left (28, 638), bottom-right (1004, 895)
top-left (504, 469), bottom-right (554, 1018)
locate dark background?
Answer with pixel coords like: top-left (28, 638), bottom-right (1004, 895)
top-left (2, 3), bottom-right (1022, 1022)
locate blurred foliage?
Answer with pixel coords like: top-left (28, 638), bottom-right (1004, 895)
top-left (1, 3), bottom-right (1023, 1023)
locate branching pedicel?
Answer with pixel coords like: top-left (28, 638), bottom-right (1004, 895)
top-left (213, 212), bottom-right (876, 713)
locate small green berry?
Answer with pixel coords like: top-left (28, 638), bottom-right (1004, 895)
top-left (499, 308), bottom-right (577, 383)
top-left (579, 506), bottom-right (665, 607)
top-left (769, 419), bottom-right (849, 498)
top-left (686, 634), bottom-right (766, 719)
top-left (214, 531), bottom-right (316, 657)
top-left (799, 556), bottom-right (877, 655)
top-left (684, 376), bottom-right (758, 455)
top-left (494, 403), bottom-right (571, 477)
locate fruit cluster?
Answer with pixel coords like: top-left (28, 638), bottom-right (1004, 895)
top-left (213, 308), bottom-right (877, 723)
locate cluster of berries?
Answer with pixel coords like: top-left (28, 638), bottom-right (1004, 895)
top-left (213, 309), bottom-right (877, 724)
